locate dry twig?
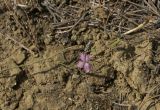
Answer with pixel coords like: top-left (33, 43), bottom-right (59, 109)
top-left (122, 20), bottom-right (149, 35)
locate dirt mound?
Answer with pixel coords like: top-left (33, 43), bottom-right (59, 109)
top-left (1, 0), bottom-right (160, 110)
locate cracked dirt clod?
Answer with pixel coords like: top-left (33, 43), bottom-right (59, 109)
top-left (12, 49), bottom-right (26, 64)
top-left (91, 40), bottom-right (105, 56)
top-left (130, 40), bottom-right (153, 93)
top-left (8, 59), bottom-right (22, 76)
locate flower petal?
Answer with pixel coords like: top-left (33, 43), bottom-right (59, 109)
top-left (77, 61), bottom-right (85, 68)
top-left (84, 63), bottom-right (91, 73)
top-left (85, 54), bottom-right (91, 62)
top-left (79, 53), bottom-right (86, 62)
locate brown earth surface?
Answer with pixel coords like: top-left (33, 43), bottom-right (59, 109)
top-left (1, 0), bottom-right (160, 110)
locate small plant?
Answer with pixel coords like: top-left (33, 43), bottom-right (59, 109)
top-left (77, 53), bottom-right (91, 73)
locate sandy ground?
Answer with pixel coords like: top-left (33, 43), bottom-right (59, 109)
top-left (1, 0), bottom-right (160, 110)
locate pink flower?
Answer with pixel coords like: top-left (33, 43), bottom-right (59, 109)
top-left (77, 53), bottom-right (91, 73)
